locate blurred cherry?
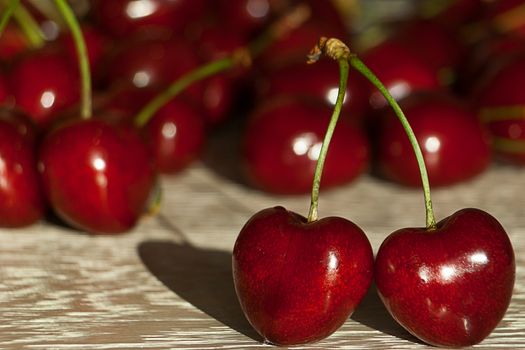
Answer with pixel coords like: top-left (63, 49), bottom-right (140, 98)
top-left (143, 99), bottom-right (206, 173)
top-left (243, 97), bottom-right (369, 194)
top-left (9, 49), bottom-right (79, 128)
top-left (377, 93), bottom-right (491, 187)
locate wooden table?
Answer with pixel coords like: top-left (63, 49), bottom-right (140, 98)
top-left (1, 151), bottom-right (523, 349)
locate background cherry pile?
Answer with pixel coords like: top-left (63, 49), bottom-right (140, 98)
top-left (0, 0), bottom-right (524, 232)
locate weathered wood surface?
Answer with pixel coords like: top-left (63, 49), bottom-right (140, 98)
top-left (0, 157), bottom-right (523, 349)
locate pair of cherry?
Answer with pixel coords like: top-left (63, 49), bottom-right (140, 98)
top-left (233, 38), bottom-right (516, 347)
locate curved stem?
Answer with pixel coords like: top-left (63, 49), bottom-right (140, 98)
top-left (133, 4), bottom-right (310, 127)
top-left (134, 57), bottom-right (234, 127)
top-left (54, 0), bottom-right (92, 119)
top-left (349, 56), bottom-right (437, 229)
top-left (10, 0), bottom-right (44, 47)
top-left (307, 59), bottom-right (349, 222)
top-left (0, 0), bottom-right (20, 38)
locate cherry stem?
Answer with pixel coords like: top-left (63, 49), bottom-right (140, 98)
top-left (7, 0), bottom-right (44, 47)
top-left (54, 0), bottom-right (92, 120)
top-left (307, 58), bottom-right (348, 222)
top-left (133, 4), bottom-right (311, 127)
top-left (0, 0), bottom-right (19, 38)
top-left (134, 57), bottom-right (234, 127)
top-left (348, 56), bottom-right (437, 230)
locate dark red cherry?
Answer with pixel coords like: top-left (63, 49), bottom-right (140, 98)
top-left (433, 0), bottom-right (485, 28)
top-left (0, 108), bottom-right (44, 227)
top-left (102, 85), bottom-right (160, 121)
top-left (375, 208), bottom-right (515, 347)
top-left (243, 98), bottom-right (369, 194)
top-left (377, 93), bottom-right (491, 187)
top-left (61, 25), bottom-right (110, 75)
top-left (476, 55), bottom-right (525, 164)
top-left (0, 25), bottom-right (30, 60)
top-left (92, 0), bottom-right (206, 38)
top-left (361, 40), bottom-right (442, 112)
top-left (143, 99), bottom-right (206, 174)
top-left (39, 119), bottom-right (156, 234)
top-left (0, 73), bottom-right (10, 106)
top-left (233, 206), bottom-right (374, 345)
top-left (9, 50), bottom-right (79, 128)
top-left (218, 0), bottom-right (274, 35)
top-left (106, 35), bottom-right (201, 97)
top-left (392, 20), bottom-right (466, 85)
top-left (258, 20), bottom-right (347, 70)
top-left (257, 59), bottom-right (369, 123)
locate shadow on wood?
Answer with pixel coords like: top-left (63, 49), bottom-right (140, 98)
top-left (137, 240), bottom-right (261, 342)
top-left (351, 283), bottom-right (423, 344)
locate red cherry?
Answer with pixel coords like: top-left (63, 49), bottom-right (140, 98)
top-left (257, 59), bottom-right (369, 123)
top-left (243, 98), bottom-right (369, 194)
top-left (39, 119), bottom-right (156, 234)
top-left (476, 55), bottom-right (525, 164)
top-left (102, 85), bottom-right (160, 120)
top-left (9, 50), bottom-right (79, 128)
top-left (61, 25), bottom-right (110, 76)
top-left (375, 208), bottom-right (515, 347)
top-left (92, 0), bottom-right (206, 38)
top-left (433, 0), bottom-right (485, 28)
top-left (0, 108), bottom-right (44, 227)
top-left (0, 25), bottom-right (30, 60)
top-left (143, 99), bottom-right (206, 174)
top-left (377, 93), bottom-right (491, 187)
top-left (361, 41), bottom-right (442, 112)
top-left (392, 20), bottom-right (466, 84)
top-left (106, 35), bottom-right (201, 97)
top-left (0, 73), bottom-right (10, 106)
top-left (218, 0), bottom-right (274, 35)
top-left (233, 206), bottom-right (374, 345)
top-left (258, 20), bottom-right (347, 70)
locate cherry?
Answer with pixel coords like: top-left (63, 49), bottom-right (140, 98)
top-left (256, 59), bottom-right (369, 123)
top-left (377, 93), bottom-right (491, 187)
top-left (0, 107), bottom-right (43, 227)
top-left (375, 208), bottom-right (515, 347)
top-left (391, 19), bottom-right (466, 85)
top-left (258, 20), bottom-right (347, 70)
top-left (143, 99), bottom-right (206, 174)
top-left (361, 40), bottom-right (442, 112)
top-left (105, 35), bottom-right (201, 97)
top-left (233, 206), bottom-right (374, 345)
top-left (0, 73), bottom-right (10, 106)
top-left (475, 55), bottom-right (525, 164)
top-left (92, 0), bottom-right (206, 38)
top-left (0, 24), bottom-right (30, 60)
top-left (243, 98), bottom-right (369, 194)
top-left (217, 0), bottom-right (275, 36)
top-left (61, 24), bottom-right (110, 78)
top-left (432, 0), bottom-right (485, 28)
top-left (38, 119), bottom-right (156, 234)
top-left (9, 49), bottom-right (80, 128)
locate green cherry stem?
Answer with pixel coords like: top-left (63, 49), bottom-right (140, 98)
top-left (134, 57), bottom-right (234, 127)
top-left (134, 4), bottom-right (310, 128)
top-left (0, 0), bottom-right (20, 38)
top-left (54, 0), bottom-right (92, 119)
top-left (7, 0), bottom-right (44, 47)
top-left (349, 55), bottom-right (437, 229)
top-left (306, 57), bottom-right (349, 222)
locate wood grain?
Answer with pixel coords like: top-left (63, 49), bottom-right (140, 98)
top-left (0, 162), bottom-right (523, 349)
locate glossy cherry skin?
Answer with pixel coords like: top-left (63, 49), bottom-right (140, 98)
top-left (361, 41), bottom-right (442, 112)
top-left (0, 109), bottom-right (44, 227)
top-left (257, 59), bottom-right (369, 124)
top-left (92, 0), bottom-right (206, 38)
top-left (9, 50), bottom-right (79, 128)
top-left (0, 25), bottom-right (30, 60)
top-left (375, 208), bottom-right (515, 347)
top-left (106, 35), bottom-right (201, 97)
top-left (377, 94), bottom-right (491, 187)
top-left (39, 119), bottom-right (156, 234)
top-left (476, 56), bottom-right (525, 164)
top-left (243, 98), bottom-right (369, 194)
top-left (233, 206), bottom-right (374, 345)
top-left (143, 99), bottom-right (206, 174)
